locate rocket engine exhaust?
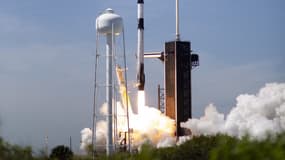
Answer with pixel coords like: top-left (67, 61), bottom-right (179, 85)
top-left (136, 0), bottom-right (145, 91)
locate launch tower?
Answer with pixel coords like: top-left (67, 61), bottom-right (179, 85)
top-left (164, 0), bottom-right (199, 138)
top-left (164, 41), bottom-right (199, 137)
top-left (146, 0), bottom-right (199, 138)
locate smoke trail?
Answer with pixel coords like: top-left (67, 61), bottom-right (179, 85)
top-left (181, 83), bottom-right (285, 140)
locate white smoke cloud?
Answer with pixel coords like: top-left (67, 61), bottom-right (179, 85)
top-left (81, 83), bottom-right (285, 151)
top-left (80, 101), bottom-right (175, 152)
top-left (181, 83), bottom-right (285, 140)
top-left (80, 128), bottom-right (92, 150)
top-left (80, 121), bottom-right (107, 151)
top-left (157, 137), bottom-right (176, 148)
top-left (129, 106), bottom-right (175, 148)
top-left (177, 136), bottom-right (190, 146)
top-left (181, 104), bottom-right (225, 136)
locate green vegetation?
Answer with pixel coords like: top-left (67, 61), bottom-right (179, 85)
top-left (0, 133), bottom-right (285, 160)
top-left (96, 134), bottom-right (285, 160)
top-left (0, 137), bottom-right (33, 160)
top-left (210, 134), bottom-right (285, 160)
top-left (50, 145), bottom-right (73, 160)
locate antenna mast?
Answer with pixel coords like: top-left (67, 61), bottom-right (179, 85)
top-left (176, 0), bottom-right (180, 41)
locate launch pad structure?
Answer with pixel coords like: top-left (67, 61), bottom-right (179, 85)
top-left (164, 41), bottom-right (199, 137)
top-left (145, 0), bottom-right (199, 138)
top-left (146, 41), bottom-right (199, 138)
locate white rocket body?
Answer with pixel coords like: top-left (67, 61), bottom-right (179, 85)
top-left (137, 0), bottom-right (145, 90)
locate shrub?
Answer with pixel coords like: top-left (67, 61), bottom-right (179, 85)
top-left (210, 133), bottom-right (285, 160)
top-left (50, 145), bottom-right (73, 160)
top-left (0, 137), bottom-right (33, 160)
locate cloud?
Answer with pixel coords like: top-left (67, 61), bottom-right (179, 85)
top-left (182, 82), bottom-right (285, 140)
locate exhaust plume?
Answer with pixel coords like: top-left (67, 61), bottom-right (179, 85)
top-left (80, 101), bottom-right (175, 152)
top-left (81, 73), bottom-right (284, 151)
top-left (181, 83), bottom-right (285, 140)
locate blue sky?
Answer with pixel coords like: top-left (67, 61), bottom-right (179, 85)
top-left (0, 0), bottom-right (284, 153)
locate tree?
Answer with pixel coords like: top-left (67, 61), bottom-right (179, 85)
top-left (50, 145), bottom-right (73, 160)
top-left (0, 137), bottom-right (33, 160)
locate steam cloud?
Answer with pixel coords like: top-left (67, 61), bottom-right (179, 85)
top-left (181, 83), bottom-right (285, 140)
top-left (80, 102), bottom-right (175, 151)
top-left (80, 128), bottom-right (92, 150)
top-left (80, 121), bottom-right (106, 150)
top-left (81, 82), bottom-right (285, 151)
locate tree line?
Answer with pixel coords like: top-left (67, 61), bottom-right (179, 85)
top-left (1, 132), bottom-right (285, 160)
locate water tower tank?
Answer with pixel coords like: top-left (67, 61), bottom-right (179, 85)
top-left (96, 8), bottom-right (123, 35)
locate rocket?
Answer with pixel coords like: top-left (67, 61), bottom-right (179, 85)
top-left (136, 0), bottom-right (145, 91)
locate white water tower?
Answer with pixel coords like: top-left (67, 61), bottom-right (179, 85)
top-left (96, 8), bottom-right (123, 155)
